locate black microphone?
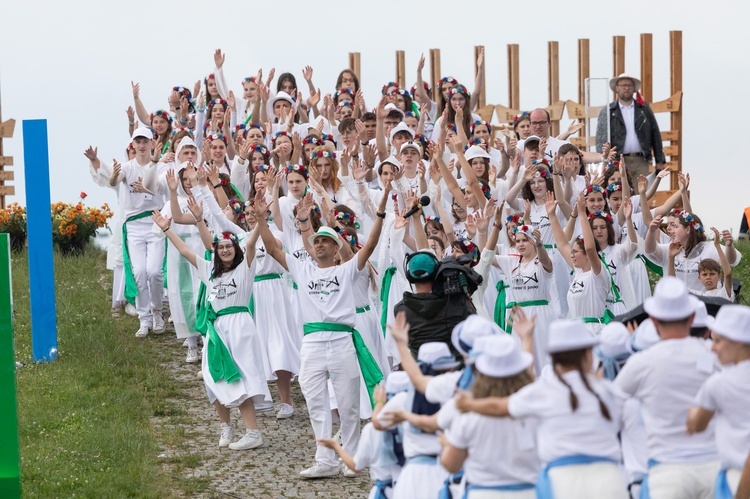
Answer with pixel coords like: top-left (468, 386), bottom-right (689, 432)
top-left (403, 196), bottom-right (431, 218)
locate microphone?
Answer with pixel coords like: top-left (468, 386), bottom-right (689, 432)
top-left (403, 196), bottom-right (431, 219)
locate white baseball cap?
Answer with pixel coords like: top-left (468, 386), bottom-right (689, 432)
top-left (399, 140), bottom-right (423, 156)
top-left (131, 127), bottom-right (153, 141)
top-left (644, 277), bottom-right (701, 321)
top-left (709, 305), bottom-right (750, 344)
top-left (475, 334), bottom-right (533, 378)
top-left (389, 122), bottom-right (415, 142)
top-left (384, 371), bottom-right (412, 395)
top-left (547, 319), bottom-right (599, 354)
top-left (464, 145), bottom-right (491, 161)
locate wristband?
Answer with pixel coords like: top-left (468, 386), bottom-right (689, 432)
top-left (213, 183), bottom-right (222, 189)
top-left (128, 121), bottom-right (135, 126)
top-left (571, 213), bottom-right (578, 219)
top-left (297, 218), bottom-right (310, 224)
top-left (493, 223), bottom-right (502, 229)
top-left (163, 227), bottom-right (170, 233)
top-left (536, 242), bottom-right (543, 248)
top-left (361, 141), bottom-right (368, 146)
top-left (478, 231), bottom-right (487, 236)
top-left (376, 212), bottom-right (386, 219)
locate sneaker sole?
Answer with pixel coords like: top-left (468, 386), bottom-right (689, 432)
top-left (228, 440), bottom-right (263, 451)
top-left (186, 357), bottom-right (200, 363)
top-left (276, 411), bottom-right (294, 419)
top-left (299, 471), bottom-right (339, 479)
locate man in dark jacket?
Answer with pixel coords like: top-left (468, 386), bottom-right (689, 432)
top-left (393, 252), bottom-right (475, 358)
top-left (596, 73), bottom-right (666, 179)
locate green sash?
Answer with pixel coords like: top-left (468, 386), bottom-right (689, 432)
top-left (122, 211), bottom-right (155, 305)
top-left (303, 322), bottom-right (384, 408)
top-left (581, 309), bottom-right (616, 325)
top-left (379, 266), bottom-right (397, 336)
top-left (493, 280), bottom-right (509, 332)
top-left (637, 253), bottom-right (663, 277)
top-left (543, 244), bottom-right (557, 249)
top-left (205, 305), bottom-right (248, 383)
top-left (195, 250), bottom-right (213, 334)
top-left (356, 305), bottom-right (371, 314)
top-left (504, 299), bottom-right (550, 333)
top-left (248, 273), bottom-right (283, 316)
top-left (599, 254), bottom-right (623, 304)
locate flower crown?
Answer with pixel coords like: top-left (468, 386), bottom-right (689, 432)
top-left (310, 150), bottom-right (337, 160)
top-left (480, 182), bottom-right (492, 200)
top-left (607, 183), bottom-right (623, 193)
top-left (286, 163), bottom-right (309, 178)
top-left (447, 85), bottom-right (470, 98)
top-left (669, 208), bottom-right (683, 217)
top-left (530, 158), bottom-right (550, 167)
top-left (440, 76), bottom-right (459, 86)
top-left (678, 210), bottom-right (704, 233)
top-left (302, 136), bottom-right (322, 146)
top-left (205, 73), bottom-right (215, 81)
top-left (506, 214), bottom-right (522, 225)
top-left (242, 76), bottom-right (258, 84)
top-left (410, 82), bottom-right (431, 96)
top-left (272, 130), bottom-right (290, 145)
top-left (212, 231), bottom-right (239, 246)
top-left (457, 237), bottom-right (480, 264)
top-left (512, 111), bottom-right (530, 125)
top-left (584, 184), bottom-right (605, 196)
top-left (471, 120), bottom-right (492, 134)
top-left (150, 110), bottom-right (173, 123)
top-left (464, 138), bottom-right (488, 152)
top-left (172, 86), bottom-right (192, 101)
top-left (337, 101), bottom-right (353, 108)
top-left (448, 123), bottom-right (458, 133)
top-left (320, 134), bottom-right (336, 145)
top-left (209, 98), bottom-right (228, 110)
top-left (405, 111), bottom-right (418, 118)
top-left (171, 127), bottom-right (193, 138)
top-left (234, 123), bottom-right (266, 139)
top-left (512, 224), bottom-right (533, 236)
top-left (381, 81), bottom-right (399, 95)
top-left (334, 210), bottom-right (356, 225)
top-left (206, 133), bottom-right (227, 145)
top-left (413, 134), bottom-right (430, 147)
top-left (254, 164), bottom-right (273, 173)
top-left (334, 88), bottom-right (354, 100)
top-left (253, 145), bottom-right (269, 157)
top-left (424, 216), bottom-right (441, 223)
top-left (530, 166), bottom-right (550, 179)
top-left (340, 230), bottom-right (360, 248)
top-left (588, 210), bottom-right (613, 223)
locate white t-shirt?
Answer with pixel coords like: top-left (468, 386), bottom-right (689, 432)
top-left (195, 255), bottom-right (254, 310)
top-left (353, 421), bottom-right (401, 482)
top-left (379, 391), bottom-right (441, 458)
top-left (285, 256), bottom-right (363, 342)
top-left (508, 369), bottom-right (623, 464)
top-left (694, 360), bottom-right (750, 469)
top-left (567, 267), bottom-right (611, 320)
top-left (120, 159), bottom-right (166, 219)
top-left (614, 337), bottom-right (719, 463)
top-left (424, 371), bottom-right (463, 405)
top-left (648, 241), bottom-right (742, 293)
top-left (448, 411), bottom-right (540, 486)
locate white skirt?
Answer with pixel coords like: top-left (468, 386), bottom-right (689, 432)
top-left (203, 312), bottom-right (272, 408)
top-left (547, 461), bottom-right (628, 499)
top-left (253, 278), bottom-right (302, 378)
top-left (356, 305), bottom-right (392, 376)
top-left (392, 462), bottom-right (448, 499)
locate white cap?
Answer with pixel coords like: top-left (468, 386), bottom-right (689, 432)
top-left (131, 127), bottom-right (153, 141)
top-left (464, 145), bottom-right (491, 161)
top-left (709, 305), bottom-right (750, 344)
top-left (524, 135), bottom-right (541, 145)
top-left (380, 155), bottom-right (402, 170)
top-left (384, 103), bottom-right (405, 118)
top-left (609, 73), bottom-right (642, 92)
top-left (400, 140), bottom-right (423, 156)
top-left (629, 319), bottom-right (660, 352)
top-left (451, 315), bottom-right (501, 357)
top-left (270, 91), bottom-right (294, 108)
top-left (598, 322), bottom-right (631, 358)
top-left (644, 277), bottom-right (701, 321)
top-left (417, 342), bottom-right (460, 371)
top-left (475, 335), bottom-right (533, 378)
top-left (389, 122), bottom-right (415, 142)
top-left (384, 371), bottom-right (412, 394)
top-left (307, 226), bottom-right (343, 249)
top-left (547, 319), bottom-right (599, 354)
top-left (692, 301), bottom-right (715, 329)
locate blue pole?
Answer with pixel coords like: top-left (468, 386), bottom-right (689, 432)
top-left (22, 120), bottom-right (58, 363)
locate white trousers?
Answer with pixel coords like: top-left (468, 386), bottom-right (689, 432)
top-left (298, 336), bottom-right (361, 467)
top-left (648, 460), bottom-right (719, 499)
top-left (125, 220), bottom-right (164, 325)
top-left (111, 264), bottom-right (125, 308)
top-left (547, 461), bottom-right (628, 499)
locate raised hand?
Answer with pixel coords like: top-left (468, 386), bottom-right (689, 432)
top-left (637, 174), bottom-right (648, 194)
top-left (387, 311), bottom-right (410, 345)
top-left (509, 306), bottom-right (536, 342)
top-left (162, 151), bottom-right (175, 164)
top-left (151, 211), bottom-right (172, 231)
top-left (213, 48), bottom-right (225, 69)
top-left (131, 81), bottom-right (140, 99)
top-left (227, 90), bottom-right (236, 109)
top-left (253, 190), bottom-right (269, 218)
top-left (544, 190), bottom-right (557, 216)
top-left (648, 216), bottom-right (663, 233)
top-left (721, 229), bottom-right (734, 248)
top-left (126, 106), bottom-right (135, 124)
top-left (83, 146), bottom-right (98, 162)
top-left (710, 227), bottom-right (722, 248)
top-left (566, 120), bottom-right (585, 135)
top-left (302, 65), bottom-right (314, 82)
top-left (622, 197), bottom-right (633, 220)
top-left (186, 195), bottom-right (204, 221)
top-left (668, 241), bottom-right (681, 258)
top-left (166, 169), bottom-right (179, 192)
top-left (475, 209), bottom-right (489, 233)
top-left (308, 88), bottom-right (321, 108)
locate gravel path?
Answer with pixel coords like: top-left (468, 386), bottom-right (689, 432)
top-left (152, 336), bottom-right (373, 498)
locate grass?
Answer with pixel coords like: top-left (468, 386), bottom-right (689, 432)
top-left (733, 240), bottom-right (750, 303)
top-left (11, 248), bottom-right (179, 497)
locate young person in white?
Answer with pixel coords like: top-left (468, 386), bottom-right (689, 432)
top-left (669, 227), bottom-right (736, 302)
top-left (456, 319), bottom-right (628, 499)
top-left (153, 211), bottom-right (271, 452)
top-left (110, 128), bottom-right (166, 337)
top-left (442, 334), bottom-right (540, 498)
top-left (615, 277), bottom-right (719, 499)
top-left (686, 305), bottom-right (750, 498)
top-left (253, 188), bottom-right (386, 479)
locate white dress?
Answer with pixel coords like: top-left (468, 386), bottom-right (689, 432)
top-left (528, 201), bottom-right (570, 317)
top-left (567, 267), bottom-right (611, 333)
top-left (195, 256), bottom-right (272, 408)
top-left (598, 241), bottom-right (638, 316)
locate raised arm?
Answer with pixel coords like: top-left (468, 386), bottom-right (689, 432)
top-left (577, 194), bottom-right (601, 275)
top-left (505, 158), bottom-right (533, 211)
top-left (533, 228), bottom-right (553, 273)
top-left (357, 181), bottom-right (391, 270)
top-left (645, 216), bottom-right (665, 262)
top-left (166, 169), bottom-right (196, 225)
top-left (552, 156), bottom-right (573, 218)
top-left (545, 191), bottom-right (575, 269)
top-left (712, 227), bottom-right (735, 299)
top-left (666, 241), bottom-right (680, 277)
top-left (388, 311), bottom-right (432, 394)
top-left (375, 96), bottom-right (389, 162)
top-left (454, 390), bottom-right (510, 417)
top-left (252, 192), bottom-right (288, 271)
top-left (470, 48), bottom-right (484, 112)
top-left (434, 141), bottom-right (467, 209)
top-left (152, 212), bottom-right (198, 267)
top-left (131, 81), bottom-right (151, 125)
top-left (452, 136), bottom-right (487, 211)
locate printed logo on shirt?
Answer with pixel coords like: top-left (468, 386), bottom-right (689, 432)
top-left (512, 271), bottom-right (539, 291)
top-left (214, 279), bottom-right (238, 300)
top-left (673, 259), bottom-right (698, 276)
top-left (570, 279), bottom-right (585, 295)
top-left (307, 275), bottom-right (341, 301)
top-left (292, 248), bottom-right (309, 261)
top-left (532, 215), bottom-right (551, 231)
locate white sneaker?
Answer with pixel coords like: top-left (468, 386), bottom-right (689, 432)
top-left (186, 347), bottom-right (200, 363)
top-left (219, 422), bottom-right (234, 448)
top-left (125, 303), bottom-right (138, 317)
top-left (135, 324), bottom-right (150, 338)
top-left (228, 430), bottom-right (263, 450)
top-left (152, 310), bottom-right (166, 334)
top-left (299, 462), bottom-right (340, 479)
top-left (342, 464), bottom-right (359, 478)
top-left (276, 403), bottom-right (294, 419)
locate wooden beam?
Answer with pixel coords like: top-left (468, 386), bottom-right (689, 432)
top-left (348, 53), bottom-right (361, 82)
top-left (577, 39), bottom-right (590, 140)
top-left (640, 34), bottom-right (653, 103)
top-left (670, 30), bottom-right (683, 191)
top-left (548, 41), bottom-right (560, 136)
top-left (0, 171), bottom-right (13, 181)
top-left (0, 186), bottom-right (14, 196)
top-left (507, 44), bottom-right (520, 110)
top-left (474, 45), bottom-right (486, 108)
top-left (0, 119), bottom-right (15, 138)
top-left (613, 35), bottom-right (626, 78)
top-left (430, 49), bottom-right (441, 103)
top-left (395, 50), bottom-right (406, 88)
top-left (0, 157), bottom-right (13, 167)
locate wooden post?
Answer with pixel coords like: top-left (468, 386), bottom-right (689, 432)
top-left (474, 45), bottom-right (486, 108)
top-left (639, 34), bottom-right (653, 102)
top-left (429, 49), bottom-right (441, 103)
top-left (395, 50), bottom-right (406, 88)
top-left (0, 85), bottom-right (16, 208)
top-left (548, 41), bottom-right (560, 137)
top-left (507, 44), bottom-right (520, 110)
top-left (670, 30), bottom-right (682, 191)
top-left (577, 39), bottom-right (590, 140)
top-left (348, 52), bottom-right (361, 82)
top-left (613, 35), bottom-right (626, 78)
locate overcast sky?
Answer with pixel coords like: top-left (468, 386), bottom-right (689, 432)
top-left (1, 0), bottom-right (748, 233)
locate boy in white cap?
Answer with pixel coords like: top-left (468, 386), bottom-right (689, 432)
top-left (686, 304), bottom-right (750, 498)
top-left (615, 277), bottom-right (719, 499)
top-left (109, 127), bottom-right (167, 337)
top-left (253, 190), bottom-right (387, 479)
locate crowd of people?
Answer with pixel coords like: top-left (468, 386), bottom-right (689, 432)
top-left (83, 48), bottom-right (749, 498)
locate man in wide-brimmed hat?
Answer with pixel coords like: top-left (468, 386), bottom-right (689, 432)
top-left (596, 73), bottom-right (665, 180)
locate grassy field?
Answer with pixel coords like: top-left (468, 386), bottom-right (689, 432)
top-left (11, 248), bottom-right (179, 497)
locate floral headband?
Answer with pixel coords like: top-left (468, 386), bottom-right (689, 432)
top-left (405, 111), bottom-right (418, 118)
top-left (334, 88), bottom-right (354, 100)
top-left (448, 123), bottom-right (457, 133)
top-left (424, 216), bottom-right (441, 223)
top-left (410, 82), bottom-right (431, 96)
top-left (212, 231), bottom-right (239, 246)
top-left (334, 210), bottom-right (356, 225)
top-left (234, 123), bottom-right (266, 139)
top-left (440, 76), bottom-right (459, 86)
top-left (530, 158), bottom-right (550, 168)
top-left (272, 130), bottom-right (290, 145)
top-left (512, 111), bottom-right (530, 126)
top-left (447, 85), bottom-right (470, 98)
top-left (413, 134), bottom-right (430, 147)
top-left (320, 133), bottom-right (336, 146)
top-left (457, 237), bottom-right (480, 265)
top-left (286, 163), bottom-right (309, 178)
top-left (172, 86), bottom-right (192, 100)
top-left (678, 211), bottom-right (704, 233)
top-left (242, 76), bottom-right (258, 84)
top-left (171, 127), bottom-right (193, 138)
top-left (310, 150), bottom-right (337, 160)
top-left (506, 214), bottom-right (522, 225)
top-left (303, 136), bottom-right (323, 146)
top-left (668, 208), bottom-right (682, 217)
top-left (512, 224), bottom-right (533, 236)
top-left (337, 101), bottom-right (353, 108)
top-left (471, 120), bottom-right (492, 134)
top-left (381, 81), bottom-right (399, 95)
top-left (341, 231), bottom-right (360, 248)
top-left (584, 184), bottom-right (605, 196)
top-left (253, 164), bottom-right (273, 173)
top-left (209, 99), bottom-right (228, 110)
top-left (464, 138), bottom-right (488, 152)
top-left (480, 182), bottom-right (492, 200)
top-left (606, 183), bottom-right (623, 193)
top-left (530, 168), bottom-right (550, 179)
top-left (206, 133), bottom-right (227, 145)
top-left (254, 144), bottom-right (269, 157)
top-left (588, 210), bottom-right (613, 223)
top-left (150, 110), bottom-right (173, 123)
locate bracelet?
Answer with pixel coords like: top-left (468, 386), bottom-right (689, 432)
top-left (238, 156), bottom-right (247, 163)
top-left (297, 218), bottom-right (310, 224)
top-left (213, 183), bottom-right (222, 189)
top-left (478, 231), bottom-right (487, 236)
top-left (376, 212), bottom-right (386, 219)
top-left (571, 213), bottom-right (578, 219)
top-left (128, 121), bottom-right (135, 126)
top-left (493, 223), bottom-right (502, 229)
top-left (163, 227), bottom-right (170, 233)
top-left (536, 242), bottom-right (543, 248)
top-left (361, 141), bottom-right (368, 146)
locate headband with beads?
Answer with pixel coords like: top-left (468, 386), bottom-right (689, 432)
top-left (471, 120), bottom-right (492, 134)
top-left (212, 231), bottom-right (239, 246)
top-left (584, 184), bottom-right (605, 196)
top-left (588, 210), bottom-right (613, 224)
top-left (150, 110), bottom-right (173, 123)
top-left (310, 150), bottom-right (337, 160)
top-left (206, 133), bottom-right (227, 145)
top-left (678, 211), bottom-right (705, 233)
top-left (381, 81), bottom-right (400, 95)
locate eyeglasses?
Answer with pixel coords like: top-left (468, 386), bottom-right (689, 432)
top-left (530, 121), bottom-right (548, 126)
